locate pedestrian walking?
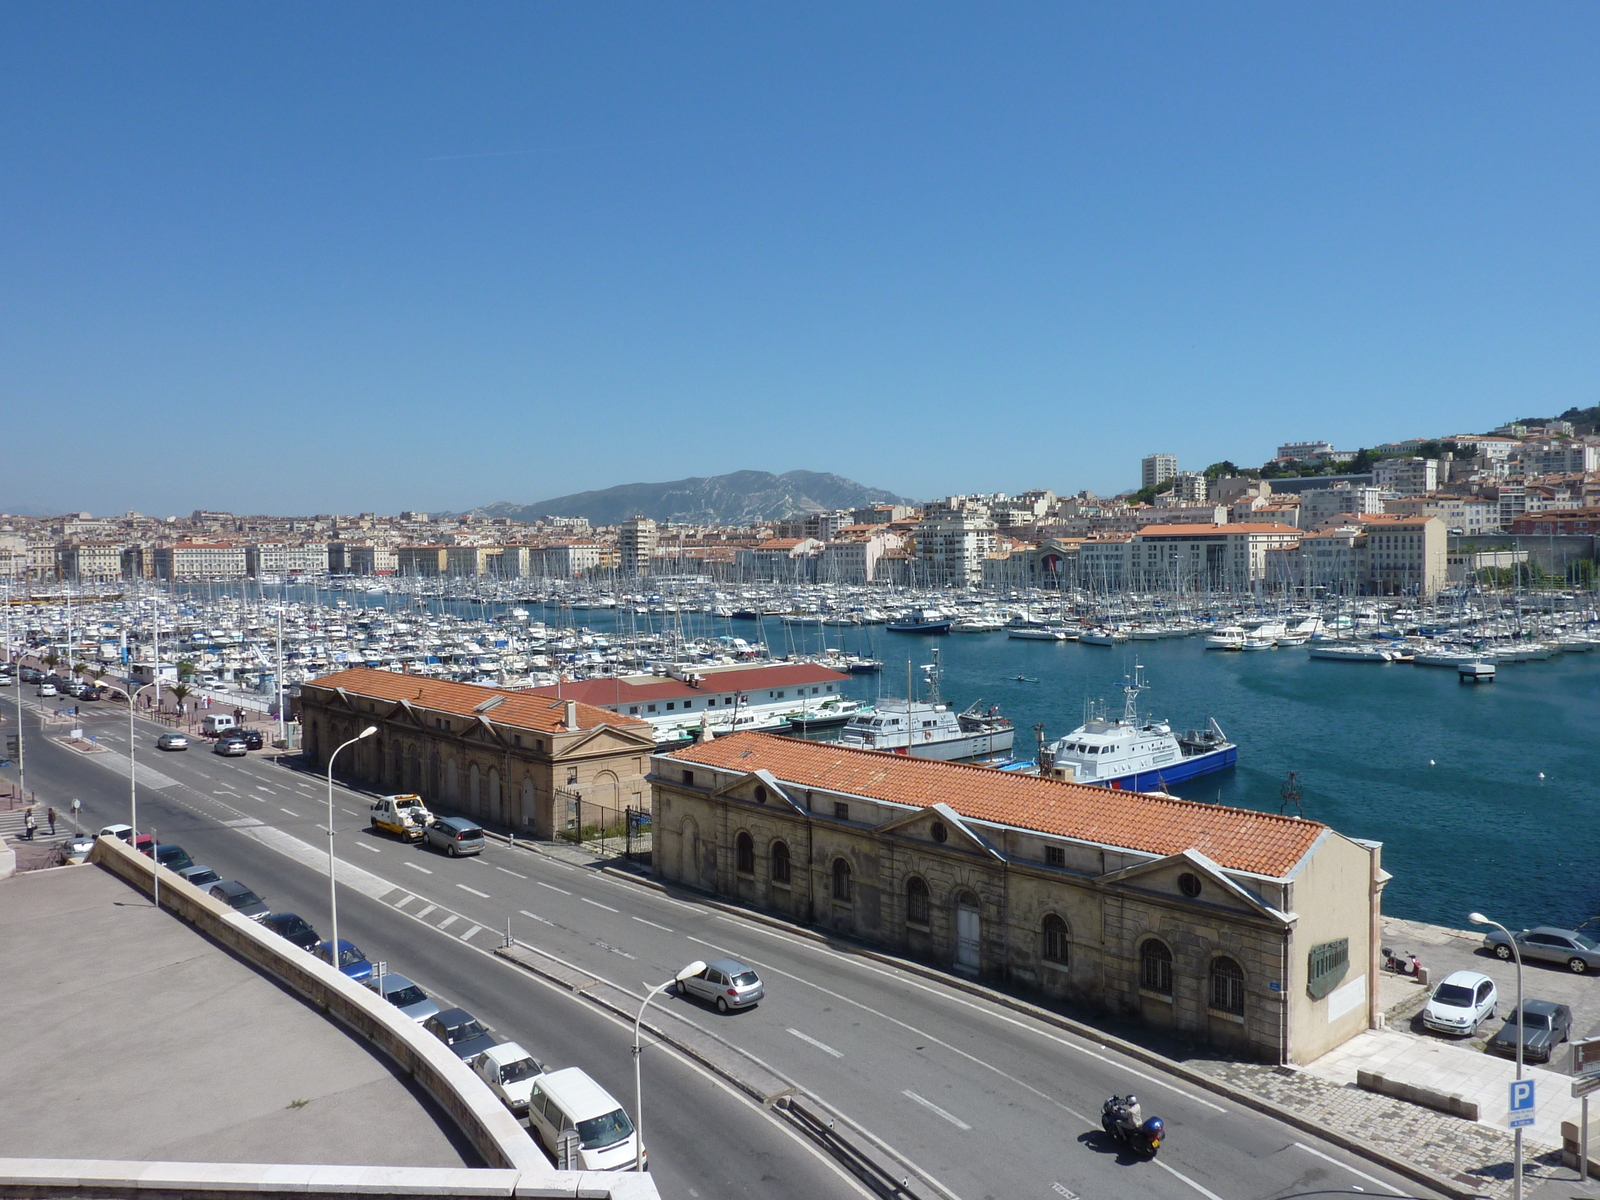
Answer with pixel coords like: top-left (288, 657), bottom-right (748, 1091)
top-left (24, 809), bottom-right (36, 841)
top-left (47, 806), bottom-right (56, 836)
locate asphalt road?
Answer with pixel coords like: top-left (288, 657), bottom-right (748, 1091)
top-left (4, 698), bottom-right (1444, 1200)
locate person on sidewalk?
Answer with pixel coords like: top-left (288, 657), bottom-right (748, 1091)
top-left (23, 809), bottom-right (36, 841)
top-left (46, 806), bottom-right (56, 836)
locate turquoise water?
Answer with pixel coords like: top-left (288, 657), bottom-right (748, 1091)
top-left (193, 585), bottom-right (1600, 930)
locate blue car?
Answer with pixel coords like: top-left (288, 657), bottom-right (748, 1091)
top-left (313, 938), bottom-right (373, 982)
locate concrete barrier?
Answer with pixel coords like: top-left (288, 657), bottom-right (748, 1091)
top-left (1356, 1068), bottom-right (1480, 1120)
top-left (82, 837), bottom-right (658, 1200)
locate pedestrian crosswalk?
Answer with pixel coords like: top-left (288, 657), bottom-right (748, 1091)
top-left (0, 806), bottom-right (69, 842)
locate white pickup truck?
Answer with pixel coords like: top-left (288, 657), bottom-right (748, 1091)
top-left (369, 793), bottom-right (432, 841)
top-left (471, 1041), bottom-right (546, 1115)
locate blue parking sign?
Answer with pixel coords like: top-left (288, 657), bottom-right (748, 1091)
top-left (1510, 1079), bottom-right (1536, 1129)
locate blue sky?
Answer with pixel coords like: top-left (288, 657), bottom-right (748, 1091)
top-left (3, 4), bottom-right (1597, 516)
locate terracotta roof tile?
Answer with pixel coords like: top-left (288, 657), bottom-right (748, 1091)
top-left (528, 663), bottom-right (848, 706)
top-left (666, 732), bottom-right (1325, 877)
top-left (302, 667), bottom-right (650, 735)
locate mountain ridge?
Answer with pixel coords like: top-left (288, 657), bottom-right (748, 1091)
top-left (459, 470), bottom-right (916, 527)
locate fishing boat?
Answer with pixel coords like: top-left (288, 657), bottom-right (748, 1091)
top-left (1045, 664), bottom-right (1236, 791)
top-left (887, 608), bottom-right (953, 634)
top-left (836, 651), bottom-right (1013, 759)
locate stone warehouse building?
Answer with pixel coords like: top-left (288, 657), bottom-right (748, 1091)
top-left (653, 733), bottom-right (1386, 1064)
top-left (297, 668), bottom-right (656, 838)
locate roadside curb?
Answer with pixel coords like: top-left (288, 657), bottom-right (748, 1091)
top-left (585, 863), bottom-right (1480, 1200)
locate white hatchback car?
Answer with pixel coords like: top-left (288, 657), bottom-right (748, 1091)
top-left (1422, 970), bottom-right (1498, 1036)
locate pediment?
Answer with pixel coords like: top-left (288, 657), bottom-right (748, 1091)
top-left (711, 769), bottom-right (807, 814)
top-left (1099, 849), bottom-right (1289, 922)
top-left (562, 723), bottom-right (656, 755)
top-left (879, 802), bottom-right (1003, 861)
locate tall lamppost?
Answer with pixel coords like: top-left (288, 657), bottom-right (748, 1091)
top-left (128, 680), bottom-right (160, 853)
top-left (632, 960), bottom-right (707, 1172)
top-left (327, 726), bottom-right (378, 966)
top-left (1472, 911), bottom-right (1524, 1200)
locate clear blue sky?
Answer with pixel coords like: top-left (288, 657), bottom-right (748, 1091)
top-left (3, 4), bottom-right (1597, 516)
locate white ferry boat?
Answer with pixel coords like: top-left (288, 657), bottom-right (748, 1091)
top-left (1045, 665), bottom-right (1236, 791)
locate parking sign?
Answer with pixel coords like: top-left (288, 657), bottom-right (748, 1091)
top-left (1510, 1079), bottom-right (1536, 1129)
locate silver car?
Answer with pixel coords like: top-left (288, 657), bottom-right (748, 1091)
top-left (1483, 926), bottom-right (1600, 974)
top-left (156, 732), bottom-right (189, 751)
top-left (678, 957), bottom-right (764, 1013)
top-left (367, 972), bottom-right (441, 1023)
top-left (424, 816), bottom-right (485, 857)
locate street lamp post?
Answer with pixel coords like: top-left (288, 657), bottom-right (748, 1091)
top-left (327, 726), bottom-right (378, 967)
top-left (128, 680), bottom-right (160, 856)
top-left (1472, 911), bottom-right (1524, 1200)
top-left (632, 960), bottom-right (707, 1172)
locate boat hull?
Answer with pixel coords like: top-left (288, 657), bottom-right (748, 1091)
top-left (1095, 745), bottom-right (1238, 791)
top-left (841, 730), bottom-right (1016, 759)
top-left (887, 621), bottom-right (952, 634)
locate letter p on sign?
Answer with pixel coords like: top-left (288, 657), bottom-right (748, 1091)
top-left (1510, 1079), bottom-right (1536, 1128)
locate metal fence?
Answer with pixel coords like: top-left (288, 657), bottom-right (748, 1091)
top-left (557, 795), bottom-right (652, 864)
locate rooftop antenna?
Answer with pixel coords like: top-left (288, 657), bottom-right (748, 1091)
top-left (1279, 771), bottom-right (1304, 818)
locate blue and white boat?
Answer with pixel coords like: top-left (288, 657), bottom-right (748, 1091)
top-left (1046, 665), bottom-right (1236, 792)
top-left (886, 608), bottom-right (952, 634)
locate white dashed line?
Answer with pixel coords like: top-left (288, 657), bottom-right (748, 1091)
top-left (457, 884), bottom-right (490, 898)
top-left (356, 843), bottom-right (381, 854)
top-left (415, 904), bottom-right (437, 919)
top-left (1292, 1143), bottom-right (1405, 1196)
top-left (632, 917), bottom-right (674, 932)
top-left (279, 808), bottom-right (298, 817)
top-left (404, 862), bottom-right (433, 874)
top-left (787, 1028), bottom-right (843, 1058)
top-left (902, 1090), bottom-right (970, 1131)
top-left (459, 925), bottom-right (481, 941)
top-left (519, 909), bottom-right (554, 926)
top-left (437, 915), bottom-right (459, 931)
top-left (495, 866), bottom-right (527, 879)
top-left (581, 897), bottom-right (619, 913)
top-left (536, 881), bottom-right (570, 895)
top-left (394, 894), bottom-right (417, 908)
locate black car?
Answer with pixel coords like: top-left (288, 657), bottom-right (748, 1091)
top-left (1488, 999), bottom-right (1574, 1063)
top-left (261, 912), bottom-right (321, 951)
top-left (149, 843), bottom-right (195, 873)
top-left (423, 1007), bottom-right (500, 1061)
top-left (79, 686), bottom-right (102, 701)
top-left (229, 728), bottom-right (265, 751)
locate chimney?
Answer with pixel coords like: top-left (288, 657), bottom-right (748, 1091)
top-left (564, 700), bottom-right (578, 732)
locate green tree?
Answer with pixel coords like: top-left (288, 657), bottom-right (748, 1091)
top-left (176, 659), bottom-right (197, 680)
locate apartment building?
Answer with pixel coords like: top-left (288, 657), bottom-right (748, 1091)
top-left (619, 516), bottom-right (658, 576)
top-left (1129, 524), bottom-right (1302, 591)
top-left (245, 541), bottom-right (330, 577)
top-left (152, 542), bottom-right (248, 580)
top-left (735, 538), bottom-right (821, 581)
top-left (541, 542), bottom-right (604, 578)
top-left (1141, 453), bottom-right (1178, 491)
top-left (914, 512), bottom-right (996, 587)
top-left (818, 527), bottom-right (895, 584)
top-left (1371, 457), bottom-right (1439, 496)
top-left (1382, 495), bottom-right (1500, 535)
top-left (1513, 442), bottom-right (1599, 477)
top-left (1299, 484), bottom-right (1387, 529)
top-left (345, 544), bottom-right (398, 575)
top-left (445, 545), bottom-right (503, 578)
top-left (397, 545), bottom-right (450, 576)
top-left (1509, 508), bottom-right (1600, 535)
top-left (1357, 515), bottom-right (1447, 597)
top-left (1076, 535), bottom-right (1132, 590)
top-left (56, 540), bottom-right (126, 582)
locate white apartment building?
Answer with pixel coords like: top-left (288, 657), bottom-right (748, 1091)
top-left (1371, 457), bottom-right (1439, 496)
top-left (1513, 442), bottom-right (1600, 477)
top-left (1299, 484), bottom-right (1389, 529)
top-left (913, 513), bottom-right (995, 586)
top-left (541, 542), bottom-right (603, 578)
top-left (1359, 516), bottom-right (1447, 597)
top-left (0, 532), bottom-right (30, 579)
top-left (346, 544), bottom-right (398, 575)
top-left (1077, 536), bottom-right (1132, 590)
top-left (153, 542), bottom-right (248, 580)
top-left (1382, 495), bottom-right (1500, 535)
top-left (245, 541), bottom-right (329, 577)
top-left (1129, 523), bottom-right (1302, 591)
top-left (1155, 473), bottom-right (1209, 505)
top-left (445, 545), bottom-right (503, 577)
top-left (1141, 453), bottom-right (1178, 492)
top-left (1267, 528), bottom-right (1367, 595)
top-left (1277, 441), bottom-right (1336, 461)
top-left (819, 528), bottom-right (894, 584)
top-left (57, 541), bottom-right (126, 582)
top-left (619, 516), bottom-right (657, 576)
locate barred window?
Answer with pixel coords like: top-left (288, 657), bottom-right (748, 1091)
top-left (770, 840), bottom-right (791, 885)
top-left (1042, 914), bottom-right (1070, 965)
top-left (831, 858), bottom-right (852, 904)
top-left (1140, 939), bottom-right (1173, 995)
top-left (1307, 938), bottom-right (1350, 1000)
top-left (735, 831), bottom-right (754, 877)
top-left (906, 876), bottom-right (930, 926)
top-left (1210, 956), bottom-right (1246, 1014)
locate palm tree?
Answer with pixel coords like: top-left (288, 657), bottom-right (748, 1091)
top-left (92, 667), bottom-right (108, 684)
top-left (42, 652), bottom-right (59, 672)
top-left (167, 682), bottom-right (192, 724)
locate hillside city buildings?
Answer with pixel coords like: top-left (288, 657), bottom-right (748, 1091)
top-left (4, 418), bottom-right (1598, 599)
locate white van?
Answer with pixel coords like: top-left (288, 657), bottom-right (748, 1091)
top-left (201, 713), bottom-right (237, 737)
top-left (526, 1067), bottom-right (642, 1172)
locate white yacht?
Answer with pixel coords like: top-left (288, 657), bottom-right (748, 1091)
top-left (837, 653), bottom-right (1013, 759)
top-left (1203, 626), bottom-right (1245, 650)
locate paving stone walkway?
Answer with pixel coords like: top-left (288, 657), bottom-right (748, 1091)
top-left (1196, 1058), bottom-right (1568, 1199)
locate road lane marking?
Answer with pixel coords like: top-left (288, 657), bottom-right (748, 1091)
top-left (340, 807), bottom-right (360, 817)
top-left (633, 917), bottom-right (674, 932)
top-left (357, 843), bottom-right (381, 854)
top-left (394, 894), bottom-right (417, 908)
top-left (1154, 1157), bottom-right (1228, 1200)
top-left (581, 897), bottom-right (618, 913)
top-left (404, 862), bottom-right (433, 874)
top-left (1292, 1143), bottom-right (1405, 1196)
top-left (787, 1028), bottom-right (843, 1058)
top-left (255, 786), bottom-right (275, 794)
top-left (460, 925), bottom-right (482, 941)
top-left (537, 881), bottom-right (570, 895)
top-left (457, 884), bottom-right (490, 898)
top-left (519, 909), bottom-right (555, 926)
top-left (279, 807), bottom-right (298, 816)
top-left (416, 904), bottom-right (437, 919)
top-left (902, 1090), bottom-right (970, 1131)
top-left (495, 866), bottom-right (527, 879)
top-left (437, 915), bottom-right (459, 931)
top-left (212, 790), bottom-right (237, 796)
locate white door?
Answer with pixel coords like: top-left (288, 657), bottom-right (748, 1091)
top-left (956, 900), bottom-right (981, 971)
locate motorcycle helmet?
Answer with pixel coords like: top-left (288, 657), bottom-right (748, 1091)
top-left (1125, 1095), bottom-right (1138, 1108)
top-left (1142, 1116), bottom-right (1165, 1137)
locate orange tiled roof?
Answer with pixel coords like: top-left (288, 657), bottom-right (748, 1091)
top-left (667, 732), bottom-right (1326, 877)
top-left (302, 667), bottom-right (650, 735)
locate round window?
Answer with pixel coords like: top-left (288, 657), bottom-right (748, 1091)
top-left (754, 785), bottom-right (768, 804)
top-left (1178, 872), bottom-right (1202, 898)
top-left (930, 820), bottom-right (948, 843)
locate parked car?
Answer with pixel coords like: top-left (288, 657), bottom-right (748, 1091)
top-left (177, 864), bottom-right (222, 890)
top-left (1482, 925), bottom-right (1600, 974)
top-left (314, 938), bottom-right (374, 982)
top-left (98, 824), bottom-right (154, 853)
top-left (79, 686), bottom-right (102, 701)
top-left (261, 912), bottom-right (320, 951)
top-left (0, 674), bottom-right (12, 687)
top-left (36, 683), bottom-right (57, 697)
top-left (425, 816), bottom-right (485, 857)
top-left (1488, 1000), bottom-right (1574, 1063)
top-left (367, 972), bottom-right (441, 1024)
top-left (678, 958), bottom-right (764, 1013)
top-left (155, 732), bottom-right (189, 751)
top-left (208, 880), bottom-right (271, 921)
top-left (228, 728), bottom-right (264, 751)
top-left (150, 843), bottom-right (195, 873)
top-left (1422, 970), bottom-right (1498, 1036)
top-left (64, 834), bottom-right (95, 861)
top-left (424, 1007), bottom-right (500, 1062)
top-left (212, 736), bottom-right (249, 757)
top-left (64, 681), bottom-right (88, 698)
top-left (19, 667), bottom-right (40, 683)
top-left (525, 1067), bottom-right (642, 1172)
top-left (470, 1042), bottom-right (546, 1114)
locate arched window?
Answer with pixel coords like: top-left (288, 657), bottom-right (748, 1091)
top-left (735, 831), bottom-right (755, 876)
top-left (906, 876), bottom-right (930, 926)
top-left (1140, 939), bottom-right (1173, 995)
top-left (1042, 914), bottom-right (1070, 964)
top-left (831, 858), bottom-right (852, 904)
top-left (1210, 956), bottom-right (1245, 1015)
top-left (770, 840), bottom-right (791, 885)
